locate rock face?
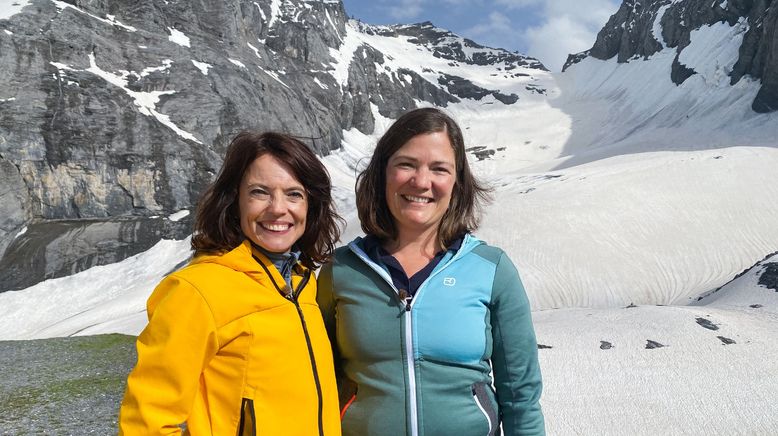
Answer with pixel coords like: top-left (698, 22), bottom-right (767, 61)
top-left (563, 0), bottom-right (778, 113)
top-left (0, 0), bottom-right (545, 291)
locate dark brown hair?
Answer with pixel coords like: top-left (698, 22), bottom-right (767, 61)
top-left (355, 107), bottom-right (491, 247)
top-left (192, 131), bottom-right (342, 268)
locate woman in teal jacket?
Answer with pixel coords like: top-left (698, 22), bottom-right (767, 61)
top-left (318, 108), bottom-right (545, 436)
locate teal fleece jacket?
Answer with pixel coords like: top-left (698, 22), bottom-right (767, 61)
top-left (317, 234), bottom-right (545, 436)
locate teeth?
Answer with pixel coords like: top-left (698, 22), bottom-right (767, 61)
top-left (261, 223), bottom-right (289, 231)
top-left (404, 195), bottom-right (431, 203)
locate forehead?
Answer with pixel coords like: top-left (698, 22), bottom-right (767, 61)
top-left (241, 153), bottom-right (303, 186)
top-left (390, 131), bottom-right (456, 162)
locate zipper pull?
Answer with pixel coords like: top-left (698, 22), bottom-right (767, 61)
top-left (281, 284), bottom-right (294, 301)
top-left (398, 289), bottom-right (412, 311)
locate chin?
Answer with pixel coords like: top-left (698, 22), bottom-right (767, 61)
top-left (263, 243), bottom-right (293, 253)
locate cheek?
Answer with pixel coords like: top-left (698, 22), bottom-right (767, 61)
top-left (435, 178), bottom-right (455, 196)
top-left (296, 202), bottom-right (309, 224)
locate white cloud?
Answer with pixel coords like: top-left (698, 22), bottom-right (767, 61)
top-left (389, 0), bottom-right (425, 20)
top-left (525, 15), bottom-right (597, 71)
top-left (466, 11), bottom-right (515, 37)
top-left (525, 0), bottom-right (620, 71)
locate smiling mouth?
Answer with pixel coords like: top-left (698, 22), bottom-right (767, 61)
top-left (260, 222), bottom-right (292, 232)
top-left (402, 194), bottom-right (432, 203)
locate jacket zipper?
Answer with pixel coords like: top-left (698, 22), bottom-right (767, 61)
top-left (349, 248), bottom-right (419, 436)
top-left (348, 237), bottom-right (475, 436)
top-left (256, 258), bottom-right (324, 436)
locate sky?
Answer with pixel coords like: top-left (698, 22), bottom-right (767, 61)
top-left (340, 0), bottom-right (622, 71)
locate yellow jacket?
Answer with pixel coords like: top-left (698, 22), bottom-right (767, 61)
top-left (119, 240), bottom-right (341, 436)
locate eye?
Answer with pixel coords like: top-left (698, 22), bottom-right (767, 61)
top-left (288, 190), bottom-right (306, 201)
top-left (432, 165), bottom-right (452, 174)
top-left (249, 187), bottom-right (269, 198)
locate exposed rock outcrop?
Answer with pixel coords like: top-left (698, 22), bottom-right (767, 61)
top-left (565, 0), bottom-right (778, 112)
top-left (0, 0), bottom-right (544, 291)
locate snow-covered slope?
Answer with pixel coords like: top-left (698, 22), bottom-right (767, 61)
top-left (536, 300), bottom-right (778, 435)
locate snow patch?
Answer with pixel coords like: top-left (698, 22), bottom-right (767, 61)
top-left (191, 60), bottom-right (211, 75)
top-left (14, 226), bottom-right (27, 239)
top-left (313, 77), bottom-right (329, 89)
top-left (678, 19), bottom-right (747, 87)
top-left (328, 22), bottom-right (364, 87)
top-left (167, 210), bottom-right (190, 222)
top-left (139, 59), bottom-right (172, 77)
top-left (0, 0), bottom-right (30, 20)
top-left (267, 0), bottom-right (281, 29)
top-left (229, 58), bottom-right (247, 69)
top-left (167, 27), bottom-right (191, 47)
top-left (84, 53), bottom-right (202, 144)
top-left (0, 238), bottom-right (193, 340)
top-left (52, 1), bottom-right (136, 31)
top-left (254, 1), bottom-right (266, 21)
top-left (4, 29), bottom-right (13, 35)
top-left (247, 42), bottom-right (262, 59)
top-left (257, 65), bottom-right (290, 89)
top-left (325, 9), bottom-right (342, 42)
top-left (651, 3), bottom-right (675, 48)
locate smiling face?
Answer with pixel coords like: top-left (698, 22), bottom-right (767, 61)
top-left (238, 153), bottom-right (307, 253)
top-left (385, 131), bottom-right (456, 239)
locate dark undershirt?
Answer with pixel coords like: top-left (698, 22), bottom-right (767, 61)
top-left (362, 234), bottom-right (464, 297)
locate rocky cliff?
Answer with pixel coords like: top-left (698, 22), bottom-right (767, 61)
top-left (0, 0), bottom-right (544, 291)
top-left (563, 0), bottom-right (778, 113)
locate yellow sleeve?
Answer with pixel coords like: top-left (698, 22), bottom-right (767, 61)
top-left (119, 274), bottom-right (219, 435)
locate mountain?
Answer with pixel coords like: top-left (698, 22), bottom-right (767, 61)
top-left (0, 0), bottom-right (547, 291)
top-left (1, 0), bottom-right (776, 311)
top-left (564, 0), bottom-right (778, 113)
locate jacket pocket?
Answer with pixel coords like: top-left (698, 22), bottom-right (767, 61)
top-left (237, 398), bottom-right (256, 436)
top-left (472, 382), bottom-right (499, 436)
top-left (338, 377), bottom-right (358, 420)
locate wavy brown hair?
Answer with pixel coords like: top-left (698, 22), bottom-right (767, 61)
top-left (192, 131), bottom-right (342, 268)
top-left (355, 107), bottom-right (492, 248)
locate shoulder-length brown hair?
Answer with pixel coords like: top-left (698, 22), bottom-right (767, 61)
top-left (355, 107), bottom-right (491, 247)
top-left (192, 131), bottom-right (342, 268)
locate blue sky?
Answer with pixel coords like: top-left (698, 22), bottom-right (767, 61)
top-left (340, 0), bottom-right (621, 71)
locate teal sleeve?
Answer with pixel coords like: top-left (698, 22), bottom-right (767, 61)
top-left (316, 262), bottom-right (339, 372)
top-left (316, 262), bottom-right (351, 406)
top-left (490, 251), bottom-right (545, 435)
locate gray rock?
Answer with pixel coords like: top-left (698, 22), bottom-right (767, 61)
top-left (0, 157), bottom-right (30, 259)
top-left (0, 0), bottom-right (544, 290)
top-left (695, 317), bottom-right (719, 331)
top-left (758, 262), bottom-right (778, 291)
top-left (0, 215), bottom-right (191, 292)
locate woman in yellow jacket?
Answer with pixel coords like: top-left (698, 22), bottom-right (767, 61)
top-left (119, 131), bottom-right (342, 436)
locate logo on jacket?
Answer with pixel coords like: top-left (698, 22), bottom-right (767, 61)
top-left (443, 277), bottom-right (456, 286)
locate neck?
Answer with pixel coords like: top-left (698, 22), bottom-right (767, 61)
top-left (384, 226), bottom-right (442, 258)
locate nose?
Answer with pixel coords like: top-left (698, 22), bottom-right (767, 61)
top-left (410, 168), bottom-right (431, 189)
top-left (267, 194), bottom-right (287, 214)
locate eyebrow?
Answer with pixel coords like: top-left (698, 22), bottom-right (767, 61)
top-left (391, 155), bottom-right (455, 167)
top-left (245, 182), bottom-right (306, 191)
